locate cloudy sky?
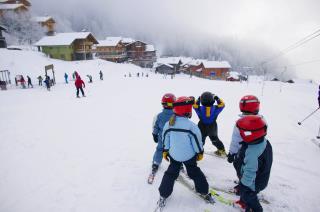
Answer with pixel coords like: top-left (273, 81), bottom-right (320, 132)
top-left (30, 0), bottom-right (320, 80)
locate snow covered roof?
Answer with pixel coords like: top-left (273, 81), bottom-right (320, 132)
top-left (35, 32), bottom-right (98, 46)
top-left (156, 63), bottom-right (174, 69)
top-left (158, 57), bottom-right (192, 65)
top-left (97, 37), bottom-right (122, 47)
top-left (228, 71), bottom-right (240, 79)
top-left (202, 61), bottom-right (231, 69)
top-left (31, 16), bottom-right (55, 23)
top-left (121, 37), bottom-right (135, 44)
top-left (0, 3), bottom-right (26, 10)
top-left (146, 44), bottom-right (155, 52)
top-left (0, 25), bottom-right (7, 31)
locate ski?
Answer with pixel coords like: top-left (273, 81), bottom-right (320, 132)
top-left (204, 151), bottom-right (227, 159)
top-left (209, 185), bottom-right (270, 205)
top-left (177, 175), bottom-right (215, 205)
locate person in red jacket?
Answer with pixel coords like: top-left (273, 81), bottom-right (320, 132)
top-left (75, 75), bottom-right (86, 98)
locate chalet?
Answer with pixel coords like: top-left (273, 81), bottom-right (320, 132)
top-left (126, 41), bottom-right (156, 68)
top-left (0, 3), bottom-right (28, 15)
top-left (31, 16), bottom-right (56, 35)
top-left (121, 37), bottom-right (135, 45)
top-left (0, 25), bottom-right (7, 48)
top-left (0, 0), bottom-right (31, 6)
top-left (95, 37), bottom-right (127, 63)
top-left (155, 63), bottom-right (174, 75)
top-left (201, 61), bottom-right (231, 80)
top-left (35, 32), bottom-right (98, 61)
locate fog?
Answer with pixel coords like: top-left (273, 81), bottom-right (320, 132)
top-left (29, 0), bottom-right (320, 79)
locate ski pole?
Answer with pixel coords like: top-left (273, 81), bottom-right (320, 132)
top-left (298, 107), bottom-right (320, 125)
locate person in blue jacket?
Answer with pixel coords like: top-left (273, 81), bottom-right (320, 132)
top-left (233, 115), bottom-right (273, 212)
top-left (193, 91), bottom-right (226, 156)
top-left (157, 96), bottom-right (214, 208)
top-left (64, 73), bottom-right (68, 84)
top-left (151, 93), bottom-right (176, 173)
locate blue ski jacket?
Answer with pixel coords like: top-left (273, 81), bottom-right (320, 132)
top-left (193, 98), bottom-right (225, 125)
top-left (162, 116), bottom-right (203, 162)
top-left (234, 138), bottom-right (273, 192)
top-left (152, 109), bottom-right (174, 143)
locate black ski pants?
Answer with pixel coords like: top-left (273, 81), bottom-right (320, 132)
top-left (76, 87), bottom-right (85, 97)
top-left (198, 121), bottom-right (225, 150)
top-left (240, 184), bottom-right (263, 212)
top-left (159, 155), bottom-right (208, 198)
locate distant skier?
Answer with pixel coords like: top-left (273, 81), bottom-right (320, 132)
top-left (318, 85), bottom-right (320, 108)
top-left (227, 95), bottom-right (266, 194)
top-left (20, 76), bottom-right (26, 89)
top-left (37, 75), bottom-right (43, 86)
top-left (193, 91), bottom-right (226, 156)
top-left (44, 76), bottom-right (51, 91)
top-left (149, 93), bottom-right (176, 179)
top-left (99, 70), bottom-right (103, 80)
top-left (157, 96), bottom-right (214, 209)
top-left (233, 115), bottom-right (273, 212)
top-left (75, 75), bottom-right (85, 98)
top-left (27, 76), bottom-right (33, 88)
top-left (64, 73), bottom-right (68, 84)
top-left (87, 75), bottom-right (93, 83)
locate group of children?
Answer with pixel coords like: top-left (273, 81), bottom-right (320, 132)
top-left (151, 92), bottom-right (273, 212)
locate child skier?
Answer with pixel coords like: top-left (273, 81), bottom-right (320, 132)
top-left (75, 75), bottom-right (86, 98)
top-left (193, 91), bottom-right (226, 156)
top-left (150, 93), bottom-right (176, 174)
top-left (233, 115), bottom-right (273, 212)
top-left (157, 96), bottom-right (214, 209)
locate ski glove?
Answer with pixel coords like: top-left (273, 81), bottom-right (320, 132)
top-left (227, 153), bottom-right (235, 163)
top-left (152, 134), bottom-right (158, 143)
top-left (196, 152), bottom-right (204, 161)
top-left (163, 150), bottom-right (169, 162)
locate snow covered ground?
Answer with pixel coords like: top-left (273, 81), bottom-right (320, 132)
top-left (1, 49), bottom-right (320, 212)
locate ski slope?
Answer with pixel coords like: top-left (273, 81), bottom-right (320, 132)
top-left (1, 49), bottom-right (320, 212)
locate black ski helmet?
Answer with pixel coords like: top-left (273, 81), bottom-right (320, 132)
top-left (200, 91), bottom-right (214, 106)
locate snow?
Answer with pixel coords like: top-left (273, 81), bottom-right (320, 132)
top-left (35, 32), bottom-right (96, 46)
top-left (228, 71), bottom-right (240, 79)
top-left (0, 3), bottom-right (25, 10)
top-left (31, 16), bottom-right (54, 23)
top-left (202, 61), bottom-right (231, 69)
top-left (96, 37), bottom-right (122, 47)
top-left (158, 57), bottom-right (193, 65)
top-left (121, 37), bottom-right (135, 44)
top-left (146, 44), bottom-right (155, 52)
top-left (1, 49), bottom-right (320, 212)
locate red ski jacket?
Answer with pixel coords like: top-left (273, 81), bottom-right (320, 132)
top-left (75, 77), bottom-right (85, 88)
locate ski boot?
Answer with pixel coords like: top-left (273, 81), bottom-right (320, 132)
top-left (157, 196), bottom-right (167, 209)
top-left (234, 199), bottom-right (246, 211)
top-left (233, 184), bottom-right (240, 196)
top-left (214, 149), bottom-right (227, 157)
top-left (201, 193), bottom-right (215, 204)
top-left (152, 164), bottom-right (159, 174)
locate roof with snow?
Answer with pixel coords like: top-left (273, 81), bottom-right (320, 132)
top-left (31, 16), bottom-right (55, 23)
top-left (0, 25), bottom-right (7, 31)
top-left (202, 61), bottom-right (231, 69)
top-left (228, 71), bottom-right (240, 79)
top-left (156, 63), bottom-right (174, 69)
top-left (0, 3), bottom-right (26, 10)
top-left (35, 32), bottom-right (98, 46)
top-left (158, 57), bottom-right (193, 65)
top-left (97, 37), bottom-right (122, 47)
top-left (121, 37), bottom-right (135, 44)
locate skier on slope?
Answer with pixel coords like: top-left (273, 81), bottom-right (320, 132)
top-left (318, 85), bottom-right (320, 108)
top-left (233, 115), bottom-right (273, 212)
top-left (192, 91), bottom-right (226, 156)
top-left (75, 75), bottom-right (86, 98)
top-left (227, 95), bottom-right (266, 193)
top-left (150, 93), bottom-right (176, 174)
top-left (157, 96), bottom-right (214, 209)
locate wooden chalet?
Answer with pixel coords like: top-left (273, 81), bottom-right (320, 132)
top-left (31, 16), bottom-right (56, 35)
top-left (126, 41), bottom-right (156, 68)
top-left (201, 61), bottom-right (231, 80)
top-left (0, 0), bottom-right (31, 6)
top-left (155, 63), bottom-right (174, 75)
top-left (35, 32), bottom-right (98, 61)
top-left (95, 37), bottom-right (127, 63)
top-left (0, 3), bottom-right (28, 16)
top-left (0, 25), bottom-right (7, 48)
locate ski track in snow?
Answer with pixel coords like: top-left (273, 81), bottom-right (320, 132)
top-left (1, 49), bottom-right (320, 211)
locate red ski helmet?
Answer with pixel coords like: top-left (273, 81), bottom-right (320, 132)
top-left (239, 95), bottom-right (260, 114)
top-left (236, 115), bottom-right (267, 143)
top-left (162, 93), bottom-right (176, 109)
top-left (173, 96), bottom-right (194, 117)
